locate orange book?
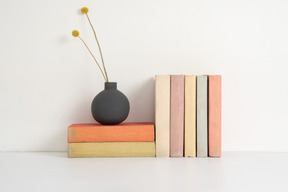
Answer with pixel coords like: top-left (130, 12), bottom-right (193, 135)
top-left (208, 75), bottom-right (222, 157)
top-left (68, 122), bottom-right (154, 143)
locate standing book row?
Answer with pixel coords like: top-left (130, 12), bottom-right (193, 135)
top-left (155, 75), bottom-right (221, 157)
top-left (68, 123), bottom-right (155, 157)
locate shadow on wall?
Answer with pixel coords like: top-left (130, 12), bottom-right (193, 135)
top-left (38, 128), bottom-right (68, 153)
top-left (68, 96), bottom-right (96, 123)
top-left (126, 77), bottom-right (155, 123)
top-left (40, 98), bottom-right (95, 152)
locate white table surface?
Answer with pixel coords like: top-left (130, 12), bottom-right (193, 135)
top-left (0, 152), bottom-right (287, 192)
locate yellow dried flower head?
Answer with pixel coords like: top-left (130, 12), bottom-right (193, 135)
top-left (72, 30), bottom-right (79, 37)
top-left (81, 7), bottom-right (89, 14)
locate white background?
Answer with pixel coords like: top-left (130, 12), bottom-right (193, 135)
top-left (0, 0), bottom-right (288, 152)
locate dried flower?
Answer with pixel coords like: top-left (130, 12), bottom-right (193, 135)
top-left (72, 30), bottom-right (79, 37)
top-left (81, 7), bottom-right (89, 14)
top-left (72, 7), bottom-right (109, 82)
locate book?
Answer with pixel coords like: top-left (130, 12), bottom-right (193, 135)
top-left (68, 123), bottom-right (154, 143)
top-left (208, 75), bottom-right (222, 157)
top-left (68, 142), bottom-right (156, 158)
top-left (184, 75), bottom-right (196, 157)
top-left (197, 76), bottom-right (208, 157)
top-left (155, 75), bottom-right (170, 157)
top-left (170, 75), bottom-right (184, 157)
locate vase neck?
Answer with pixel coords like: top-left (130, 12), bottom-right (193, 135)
top-left (105, 82), bottom-right (117, 90)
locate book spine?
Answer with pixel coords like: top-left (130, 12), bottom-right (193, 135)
top-left (68, 142), bottom-right (156, 158)
top-left (68, 123), bottom-right (154, 142)
top-left (155, 75), bottom-right (170, 157)
top-left (184, 75), bottom-right (196, 157)
top-left (170, 75), bottom-right (184, 157)
top-left (208, 75), bottom-right (222, 157)
top-left (197, 76), bottom-right (208, 157)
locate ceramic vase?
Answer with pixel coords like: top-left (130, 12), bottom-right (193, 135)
top-left (91, 82), bottom-right (130, 125)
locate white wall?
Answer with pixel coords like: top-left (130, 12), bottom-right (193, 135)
top-left (0, 0), bottom-right (288, 152)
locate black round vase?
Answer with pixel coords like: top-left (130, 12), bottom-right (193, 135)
top-left (91, 82), bottom-right (130, 125)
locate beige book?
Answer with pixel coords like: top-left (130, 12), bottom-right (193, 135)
top-left (184, 75), bottom-right (196, 157)
top-left (68, 142), bottom-right (155, 158)
top-left (155, 75), bottom-right (170, 157)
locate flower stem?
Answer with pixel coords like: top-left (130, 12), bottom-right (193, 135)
top-left (86, 13), bottom-right (109, 82)
top-left (78, 36), bottom-right (107, 82)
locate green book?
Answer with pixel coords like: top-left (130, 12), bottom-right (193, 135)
top-left (197, 76), bottom-right (208, 157)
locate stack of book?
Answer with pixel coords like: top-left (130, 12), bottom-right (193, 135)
top-left (155, 75), bottom-right (221, 157)
top-left (68, 123), bottom-right (156, 158)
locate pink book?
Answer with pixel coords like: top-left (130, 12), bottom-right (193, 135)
top-left (208, 75), bottom-right (222, 157)
top-left (170, 75), bottom-right (184, 157)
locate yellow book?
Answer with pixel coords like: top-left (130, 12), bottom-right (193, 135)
top-left (68, 142), bottom-right (155, 158)
top-left (185, 75), bottom-right (196, 157)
